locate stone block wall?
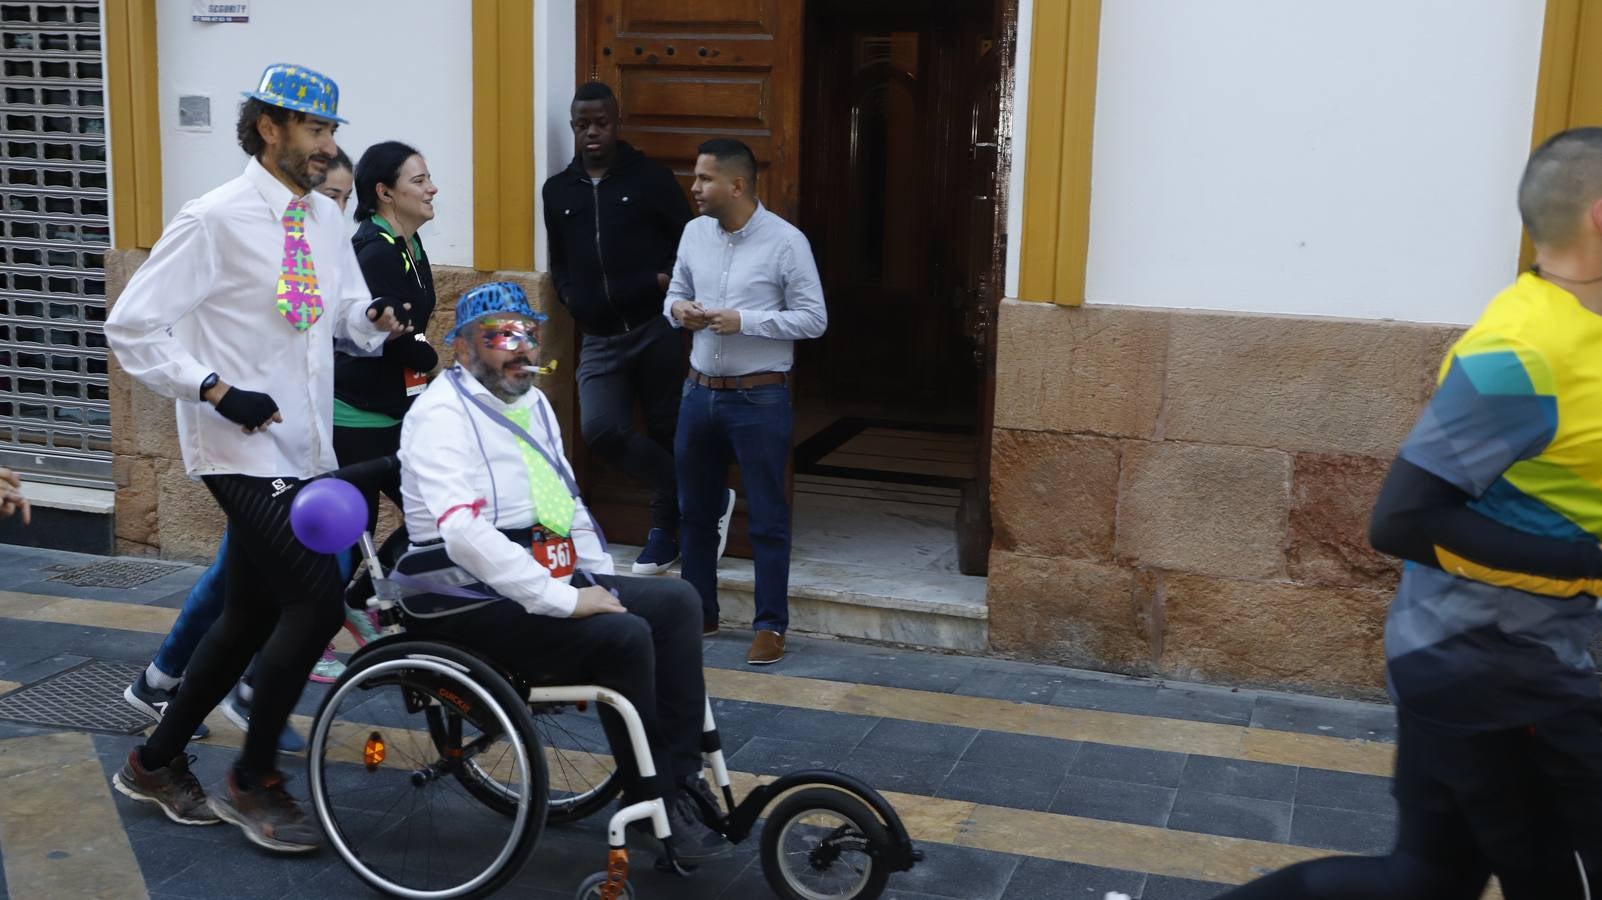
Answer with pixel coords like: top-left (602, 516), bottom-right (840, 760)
top-left (986, 300), bottom-right (1462, 699)
top-left (106, 249), bottom-right (572, 561)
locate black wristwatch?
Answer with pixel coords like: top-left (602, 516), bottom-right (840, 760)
top-left (199, 372), bottom-right (219, 402)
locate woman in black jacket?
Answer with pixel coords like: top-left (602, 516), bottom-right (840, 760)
top-left (334, 141), bottom-right (439, 620)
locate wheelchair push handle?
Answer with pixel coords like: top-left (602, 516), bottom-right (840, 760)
top-left (318, 455), bottom-right (400, 496)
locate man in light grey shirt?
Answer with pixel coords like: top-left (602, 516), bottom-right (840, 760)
top-left (664, 138), bottom-right (826, 665)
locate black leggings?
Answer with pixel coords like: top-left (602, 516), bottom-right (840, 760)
top-left (140, 474), bottom-right (346, 779)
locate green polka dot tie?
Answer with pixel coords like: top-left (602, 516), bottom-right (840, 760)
top-left (505, 408), bottom-right (576, 537)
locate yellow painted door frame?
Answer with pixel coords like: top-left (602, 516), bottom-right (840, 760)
top-left (104, 0), bottom-right (162, 250)
top-left (1016, 0), bottom-right (1101, 305)
top-left (1524, 0), bottom-right (1602, 269)
top-left (471, 0), bottom-right (536, 272)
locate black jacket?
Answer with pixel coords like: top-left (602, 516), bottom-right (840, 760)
top-left (335, 217), bottom-right (439, 420)
top-left (541, 141), bottom-right (693, 335)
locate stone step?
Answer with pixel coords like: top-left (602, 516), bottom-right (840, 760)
top-left (607, 545), bottom-right (989, 652)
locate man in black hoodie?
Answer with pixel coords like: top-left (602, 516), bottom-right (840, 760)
top-left (543, 81), bottom-right (696, 575)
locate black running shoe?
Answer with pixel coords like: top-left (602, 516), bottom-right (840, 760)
top-left (208, 769), bottom-right (321, 853)
top-left (112, 750), bottom-right (219, 825)
top-left (123, 671), bottom-right (209, 740)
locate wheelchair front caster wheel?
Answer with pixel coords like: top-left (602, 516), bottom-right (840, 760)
top-left (575, 871), bottom-right (635, 899)
top-left (761, 787), bottom-right (892, 899)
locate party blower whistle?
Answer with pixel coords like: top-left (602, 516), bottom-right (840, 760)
top-left (521, 360), bottom-right (560, 376)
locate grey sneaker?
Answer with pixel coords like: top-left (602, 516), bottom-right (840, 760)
top-left (112, 750), bottom-right (219, 825)
top-left (626, 780), bottom-right (731, 862)
top-left (123, 671), bottom-right (210, 740)
top-left (208, 769), bottom-right (322, 853)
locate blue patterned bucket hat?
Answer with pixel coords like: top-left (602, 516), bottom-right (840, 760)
top-left (447, 282), bottom-right (548, 342)
top-left (242, 63), bottom-right (346, 123)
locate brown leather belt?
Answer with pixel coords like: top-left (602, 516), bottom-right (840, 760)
top-left (689, 369), bottom-right (788, 390)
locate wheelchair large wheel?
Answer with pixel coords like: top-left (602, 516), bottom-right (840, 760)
top-left (441, 698), bottom-right (621, 825)
top-left (760, 787), bottom-right (892, 900)
top-left (309, 641), bottom-right (548, 899)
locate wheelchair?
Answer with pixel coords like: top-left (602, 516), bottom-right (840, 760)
top-left (304, 465), bottom-right (922, 900)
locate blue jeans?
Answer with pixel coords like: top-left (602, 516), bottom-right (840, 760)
top-left (152, 529), bottom-right (230, 678)
top-left (151, 529), bottom-right (354, 678)
top-left (674, 380), bottom-right (793, 633)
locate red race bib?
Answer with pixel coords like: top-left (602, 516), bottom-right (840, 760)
top-left (531, 528), bottom-right (576, 579)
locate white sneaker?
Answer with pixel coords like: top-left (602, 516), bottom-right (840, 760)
top-left (1103, 893), bottom-right (1133, 900)
top-left (715, 489), bottom-right (736, 561)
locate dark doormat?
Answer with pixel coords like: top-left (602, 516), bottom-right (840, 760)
top-left (0, 659), bottom-right (150, 735)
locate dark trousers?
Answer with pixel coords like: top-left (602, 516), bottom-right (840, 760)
top-left (142, 475), bottom-right (346, 778)
top-left (577, 316), bottom-right (685, 533)
top-left (406, 574), bottom-right (705, 800)
top-left (675, 379), bottom-right (793, 633)
top-left (1217, 706), bottom-right (1602, 899)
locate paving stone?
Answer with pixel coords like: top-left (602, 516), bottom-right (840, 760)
top-left (129, 832), bottom-right (233, 888)
top-left (837, 746), bottom-right (958, 797)
top-left (962, 731), bottom-right (1082, 773)
top-left (1143, 874), bottom-right (1233, 899)
top-left (726, 736), bottom-right (846, 776)
top-left (1070, 742), bottom-right (1188, 788)
top-left (1167, 790), bottom-right (1293, 843)
top-left (874, 841), bottom-right (1019, 899)
top-left (1178, 755), bottom-right (1298, 802)
top-left (953, 666), bottom-right (1066, 703)
top-left (1289, 803), bottom-right (1398, 854)
top-left (937, 761), bottom-right (1064, 812)
top-left (708, 697), bottom-right (782, 757)
top-left (0, 651), bottom-right (82, 685)
top-left (1294, 767), bottom-right (1395, 816)
top-left (1051, 774), bottom-right (1177, 827)
top-left (1250, 692), bottom-right (1396, 742)
top-left (858, 717), bottom-right (978, 760)
top-left (1002, 856), bottom-right (1146, 899)
top-left (760, 706), bottom-right (880, 750)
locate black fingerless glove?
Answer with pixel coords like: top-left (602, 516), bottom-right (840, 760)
top-left (367, 296), bottom-right (412, 330)
top-left (214, 387), bottom-right (279, 429)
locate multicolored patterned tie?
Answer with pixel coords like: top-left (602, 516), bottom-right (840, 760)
top-left (274, 198), bottom-right (323, 331)
top-left (506, 407), bottom-right (577, 537)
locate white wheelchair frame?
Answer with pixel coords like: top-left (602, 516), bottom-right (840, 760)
top-left (309, 531), bottom-right (918, 900)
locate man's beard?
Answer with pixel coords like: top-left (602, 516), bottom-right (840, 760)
top-left (466, 351), bottom-right (533, 403)
top-left (277, 146), bottom-right (328, 193)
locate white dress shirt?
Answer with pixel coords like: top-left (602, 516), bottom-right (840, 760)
top-left (105, 157), bottom-right (385, 479)
top-left (662, 202), bottom-right (827, 376)
top-left (398, 367), bottom-right (615, 618)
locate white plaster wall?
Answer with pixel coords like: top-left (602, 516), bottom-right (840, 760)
top-left (152, 0), bottom-right (475, 266)
top-left (1083, 0), bottom-right (1545, 325)
top-left (1002, 0), bottom-right (1033, 301)
top-left (533, 1), bottom-right (577, 273)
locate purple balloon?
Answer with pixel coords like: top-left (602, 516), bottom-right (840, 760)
top-left (290, 478), bottom-right (367, 553)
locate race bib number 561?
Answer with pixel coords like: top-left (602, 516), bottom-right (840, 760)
top-left (531, 530), bottom-right (575, 579)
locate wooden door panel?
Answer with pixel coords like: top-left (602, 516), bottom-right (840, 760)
top-left (614, 0), bottom-right (770, 33)
top-left (584, 0), bottom-right (802, 220)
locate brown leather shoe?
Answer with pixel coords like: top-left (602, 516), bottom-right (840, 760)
top-left (703, 620), bottom-right (720, 637)
top-left (746, 630), bottom-right (785, 665)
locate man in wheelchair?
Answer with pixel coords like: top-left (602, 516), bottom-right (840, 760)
top-left (393, 281), bottom-right (730, 861)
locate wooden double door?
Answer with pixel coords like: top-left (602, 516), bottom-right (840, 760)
top-left (573, 0), bottom-right (1011, 574)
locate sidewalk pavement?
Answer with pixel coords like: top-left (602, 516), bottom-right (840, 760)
top-left (0, 543), bottom-right (1410, 900)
